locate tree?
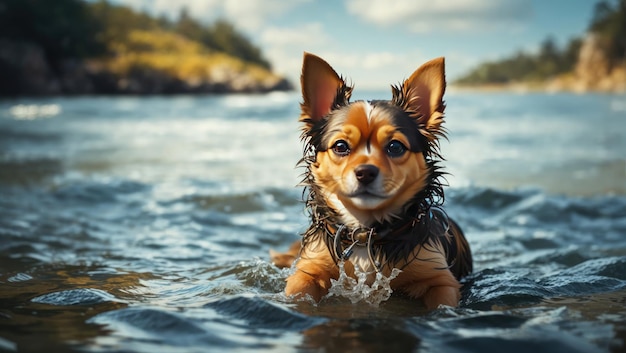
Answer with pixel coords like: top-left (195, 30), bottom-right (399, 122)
top-left (175, 8), bottom-right (206, 45)
top-left (170, 11), bottom-right (269, 69)
top-left (0, 0), bottom-right (105, 64)
top-left (209, 19), bottom-right (271, 69)
top-left (88, 0), bottom-right (160, 49)
top-left (589, 0), bottom-right (626, 65)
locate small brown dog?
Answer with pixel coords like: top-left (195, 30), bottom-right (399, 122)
top-left (271, 52), bottom-right (472, 309)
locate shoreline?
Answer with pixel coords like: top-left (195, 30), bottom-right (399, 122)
top-left (451, 66), bottom-right (626, 94)
top-left (0, 39), bottom-right (294, 97)
top-left (450, 82), bottom-right (626, 94)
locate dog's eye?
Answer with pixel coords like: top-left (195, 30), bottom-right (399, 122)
top-left (387, 140), bottom-right (407, 157)
top-left (332, 140), bottom-right (350, 156)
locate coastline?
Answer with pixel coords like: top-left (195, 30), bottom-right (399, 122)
top-left (450, 70), bottom-right (626, 94)
top-left (0, 39), bottom-right (293, 97)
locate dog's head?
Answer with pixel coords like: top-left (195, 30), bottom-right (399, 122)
top-left (299, 52), bottom-right (447, 227)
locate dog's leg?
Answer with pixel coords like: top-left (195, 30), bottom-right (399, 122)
top-left (269, 240), bottom-right (301, 268)
top-left (285, 265), bottom-right (331, 301)
top-left (394, 246), bottom-right (462, 309)
top-left (422, 285), bottom-right (460, 309)
top-left (284, 245), bottom-right (337, 301)
top-left (397, 279), bottom-right (460, 310)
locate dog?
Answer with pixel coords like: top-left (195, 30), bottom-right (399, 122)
top-left (270, 52), bottom-right (472, 309)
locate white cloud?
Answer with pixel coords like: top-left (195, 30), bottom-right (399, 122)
top-left (362, 52), bottom-right (399, 70)
top-left (116, 0), bottom-right (309, 31)
top-left (257, 21), bottom-right (434, 89)
top-left (260, 23), bottom-right (330, 48)
top-left (259, 23), bottom-right (335, 83)
top-left (345, 0), bottom-right (532, 32)
top-left (263, 42), bottom-right (432, 90)
top-left (223, 1), bottom-right (309, 31)
top-left (324, 52), bottom-right (433, 90)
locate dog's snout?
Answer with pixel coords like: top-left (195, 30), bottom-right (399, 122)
top-left (354, 164), bottom-right (379, 185)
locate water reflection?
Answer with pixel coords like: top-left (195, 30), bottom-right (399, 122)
top-left (0, 264), bottom-right (155, 351)
top-left (300, 318), bottom-right (421, 352)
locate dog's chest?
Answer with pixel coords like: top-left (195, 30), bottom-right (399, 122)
top-left (348, 247), bottom-right (376, 273)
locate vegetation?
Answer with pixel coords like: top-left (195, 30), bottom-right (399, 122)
top-left (455, 0), bottom-right (625, 86)
top-left (0, 0), bottom-right (106, 63)
top-left (589, 0), bottom-right (626, 67)
top-left (101, 29), bottom-right (274, 84)
top-left (0, 0), bottom-right (283, 95)
top-left (172, 9), bottom-right (271, 70)
top-left (87, 2), bottom-right (271, 70)
top-left (455, 37), bottom-right (581, 84)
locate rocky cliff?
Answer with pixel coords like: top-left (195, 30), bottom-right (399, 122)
top-left (548, 34), bottom-right (626, 93)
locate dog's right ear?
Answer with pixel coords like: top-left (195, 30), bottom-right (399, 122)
top-left (300, 52), bottom-right (351, 128)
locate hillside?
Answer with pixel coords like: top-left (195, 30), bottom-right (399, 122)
top-left (454, 0), bottom-right (626, 92)
top-left (0, 0), bottom-right (292, 96)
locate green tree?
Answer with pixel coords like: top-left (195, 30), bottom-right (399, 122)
top-left (88, 0), bottom-right (160, 49)
top-left (175, 8), bottom-right (206, 44)
top-left (0, 0), bottom-right (105, 64)
top-left (455, 36), bottom-right (583, 85)
top-left (170, 10), bottom-right (270, 69)
top-left (589, 0), bottom-right (626, 65)
top-left (209, 19), bottom-right (271, 69)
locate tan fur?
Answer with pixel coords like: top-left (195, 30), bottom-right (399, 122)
top-left (269, 241), bottom-right (301, 268)
top-left (312, 103), bottom-right (429, 226)
top-left (273, 52), bottom-right (469, 310)
top-left (391, 246), bottom-right (462, 307)
top-left (285, 239), bottom-right (461, 308)
top-left (285, 237), bottom-right (338, 302)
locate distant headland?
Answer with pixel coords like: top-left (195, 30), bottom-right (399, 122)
top-left (0, 0), bottom-right (293, 96)
top-left (453, 0), bottom-right (626, 93)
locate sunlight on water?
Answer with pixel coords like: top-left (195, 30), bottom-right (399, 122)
top-left (9, 104), bottom-right (61, 120)
top-left (325, 262), bottom-right (402, 306)
top-left (1, 94), bottom-right (625, 353)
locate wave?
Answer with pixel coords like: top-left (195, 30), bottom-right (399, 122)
top-left (31, 288), bottom-right (122, 306)
top-left (205, 295), bottom-right (323, 330)
top-left (89, 307), bottom-right (241, 348)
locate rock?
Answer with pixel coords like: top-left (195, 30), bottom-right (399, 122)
top-left (0, 38), bottom-right (293, 96)
top-left (575, 33), bottom-right (611, 91)
top-left (0, 39), bottom-right (60, 95)
top-left (570, 33), bottom-right (626, 92)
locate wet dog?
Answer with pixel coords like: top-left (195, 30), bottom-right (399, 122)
top-left (271, 52), bottom-right (472, 309)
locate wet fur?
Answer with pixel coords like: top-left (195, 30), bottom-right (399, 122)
top-left (271, 52), bottom-right (472, 309)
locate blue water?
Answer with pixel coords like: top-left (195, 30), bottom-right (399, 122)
top-left (0, 91), bottom-right (625, 353)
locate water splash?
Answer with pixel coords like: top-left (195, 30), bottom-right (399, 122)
top-left (325, 262), bottom-right (401, 306)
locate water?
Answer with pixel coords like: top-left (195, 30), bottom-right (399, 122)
top-left (0, 91), bottom-right (625, 353)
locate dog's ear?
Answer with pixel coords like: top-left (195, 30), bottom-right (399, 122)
top-left (392, 57), bottom-right (446, 139)
top-left (300, 52), bottom-right (350, 127)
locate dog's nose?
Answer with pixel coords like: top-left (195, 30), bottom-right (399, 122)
top-left (354, 164), bottom-right (379, 185)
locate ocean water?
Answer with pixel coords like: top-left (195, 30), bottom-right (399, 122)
top-left (0, 91), bottom-right (625, 353)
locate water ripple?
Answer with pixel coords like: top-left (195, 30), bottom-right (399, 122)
top-left (205, 295), bottom-right (323, 330)
top-left (32, 288), bottom-right (122, 306)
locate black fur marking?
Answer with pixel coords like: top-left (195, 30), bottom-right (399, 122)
top-left (390, 83), bottom-right (449, 160)
top-left (369, 101), bottom-right (427, 153)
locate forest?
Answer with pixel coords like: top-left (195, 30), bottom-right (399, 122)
top-left (0, 0), bottom-right (290, 95)
top-left (455, 0), bottom-right (626, 87)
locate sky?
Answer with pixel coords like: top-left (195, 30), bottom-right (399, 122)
top-left (113, 0), bottom-right (597, 89)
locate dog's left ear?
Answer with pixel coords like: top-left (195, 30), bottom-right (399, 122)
top-left (393, 57), bottom-right (446, 138)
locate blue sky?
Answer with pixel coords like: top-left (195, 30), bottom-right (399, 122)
top-left (115, 0), bottom-right (597, 89)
